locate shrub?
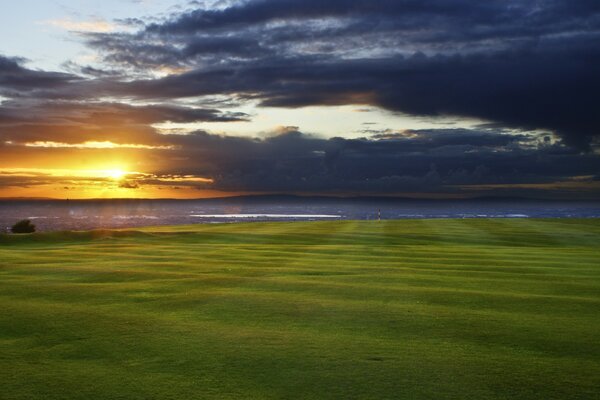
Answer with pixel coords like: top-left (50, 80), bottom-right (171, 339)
top-left (11, 219), bottom-right (36, 234)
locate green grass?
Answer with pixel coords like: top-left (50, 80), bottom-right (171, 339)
top-left (1, 219), bottom-right (599, 399)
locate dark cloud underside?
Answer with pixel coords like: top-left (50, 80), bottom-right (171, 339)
top-left (81, 0), bottom-right (600, 149)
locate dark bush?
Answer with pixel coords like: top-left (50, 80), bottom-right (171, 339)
top-left (11, 219), bottom-right (36, 234)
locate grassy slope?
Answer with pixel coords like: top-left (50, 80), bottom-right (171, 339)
top-left (0, 219), bottom-right (599, 400)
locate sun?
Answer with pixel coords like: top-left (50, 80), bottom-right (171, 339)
top-left (102, 168), bottom-right (128, 180)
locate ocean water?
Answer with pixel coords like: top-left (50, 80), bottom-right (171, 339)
top-left (0, 197), bottom-right (599, 232)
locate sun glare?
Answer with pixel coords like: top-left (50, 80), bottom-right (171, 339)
top-left (102, 168), bottom-right (128, 180)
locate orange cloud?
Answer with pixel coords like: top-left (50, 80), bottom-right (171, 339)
top-left (24, 141), bottom-right (176, 150)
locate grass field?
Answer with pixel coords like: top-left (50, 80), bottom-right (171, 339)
top-left (1, 219), bottom-right (599, 399)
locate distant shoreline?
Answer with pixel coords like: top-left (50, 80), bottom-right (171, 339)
top-left (3, 217), bottom-right (600, 237)
top-left (1, 194), bottom-right (600, 202)
top-left (2, 197), bottom-right (599, 232)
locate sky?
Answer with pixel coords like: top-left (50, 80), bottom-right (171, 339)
top-left (0, 0), bottom-right (599, 199)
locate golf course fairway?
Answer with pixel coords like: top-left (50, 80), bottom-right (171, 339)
top-left (1, 219), bottom-right (599, 399)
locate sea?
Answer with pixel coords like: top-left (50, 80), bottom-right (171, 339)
top-left (1, 196), bottom-right (599, 232)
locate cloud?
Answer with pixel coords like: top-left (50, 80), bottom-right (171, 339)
top-left (78, 0), bottom-right (600, 149)
top-left (22, 141), bottom-right (175, 150)
top-left (44, 18), bottom-right (117, 33)
top-left (0, 99), bottom-right (248, 145)
top-left (118, 180), bottom-right (140, 189)
top-left (128, 129), bottom-right (600, 195)
top-left (0, 55), bottom-right (79, 93)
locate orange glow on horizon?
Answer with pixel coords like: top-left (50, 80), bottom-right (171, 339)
top-left (0, 166), bottom-right (223, 199)
top-left (0, 167), bottom-right (134, 179)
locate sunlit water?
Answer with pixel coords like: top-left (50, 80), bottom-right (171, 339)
top-left (1, 197), bottom-right (599, 232)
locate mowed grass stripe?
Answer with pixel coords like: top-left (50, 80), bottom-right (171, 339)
top-left (1, 219), bottom-right (599, 399)
top-left (4, 294), bottom-right (596, 398)
top-left (6, 250), bottom-right (598, 273)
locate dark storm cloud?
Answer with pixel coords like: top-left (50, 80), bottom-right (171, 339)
top-left (81, 0), bottom-right (600, 149)
top-left (145, 0), bottom-right (600, 37)
top-left (101, 42), bottom-right (597, 149)
top-left (138, 129), bottom-right (600, 195)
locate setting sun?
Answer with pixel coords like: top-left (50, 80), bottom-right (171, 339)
top-left (102, 168), bottom-right (128, 180)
